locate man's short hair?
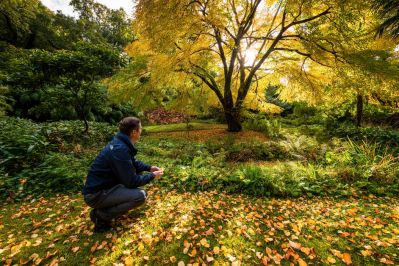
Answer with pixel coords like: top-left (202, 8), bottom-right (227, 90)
top-left (118, 117), bottom-right (141, 136)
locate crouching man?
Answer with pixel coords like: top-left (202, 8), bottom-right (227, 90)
top-left (82, 117), bottom-right (163, 232)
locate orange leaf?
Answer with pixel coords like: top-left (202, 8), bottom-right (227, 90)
top-left (289, 240), bottom-right (302, 250)
top-left (49, 258), bottom-right (58, 266)
top-left (380, 258), bottom-right (394, 265)
top-left (342, 253), bottom-right (352, 265)
top-left (188, 248), bottom-right (197, 257)
top-left (90, 242), bottom-right (98, 253)
top-left (300, 247), bottom-right (311, 256)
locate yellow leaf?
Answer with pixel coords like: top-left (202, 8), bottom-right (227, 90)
top-left (392, 228), bottom-right (399, 234)
top-left (124, 256), bottom-right (133, 266)
top-left (342, 253), bottom-right (352, 265)
top-left (361, 250), bottom-right (371, 256)
top-left (200, 238), bottom-right (210, 247)
top-left (213, 246), bottom-right (220, 254)
top-left (292, 224), bottom-right (299, 232)
top-left (10, 244), bottom-right (21, 256)
top-left (327, 257), bottom-right (336, 264)
top-left (170, 256), bottom-right (177, 263)
top-left (298, 258), bottom-right (307, 266)
top-left (137, 242), bottom-right (144, 252)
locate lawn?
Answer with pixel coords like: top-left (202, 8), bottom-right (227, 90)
top-left (1, 187), bottom-right (398, 265)
top-left (1, 120), bottom-right (398, 265)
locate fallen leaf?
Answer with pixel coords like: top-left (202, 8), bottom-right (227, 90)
top-left (380, 258), bottom-right (394, 265)
top-left (71, 246), bottom-right (80, 253)
top-left (213, 246), bottom-right (220, 254)
top-left (298, 258), bottom-right (307, 266)
top-left (361, 250), bottom-right (372, 256)
top-left (289, 240), bottom-right (302, 250)
top-left (262, 256), bottom-right (269, 265)
top-left (327, 257), bottom-right (336, 264)
top-left (49, 258), bottom-right (58, 266)
top-left (188, 248), bottom-right (197, 257)
top-left (124, 256), bottom-right (133, 266)
top-left (200, 238), bottom-right (210, 247)
top-left (90, 242), bottom-right (98, 253)
top-left (342, 253), bottom-right (352, 265)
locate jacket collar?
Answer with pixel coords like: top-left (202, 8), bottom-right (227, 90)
top-left (115, 131), bottom-right (138, 156)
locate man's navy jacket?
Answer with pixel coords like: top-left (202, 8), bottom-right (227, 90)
top-left (82, 131), bottom-right (155, 195)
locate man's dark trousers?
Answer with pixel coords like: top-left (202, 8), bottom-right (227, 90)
top-left (83, 184), bottom-right (147, 221)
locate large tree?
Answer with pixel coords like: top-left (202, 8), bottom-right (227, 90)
top-left (131, 0), bottom-right (347, 131)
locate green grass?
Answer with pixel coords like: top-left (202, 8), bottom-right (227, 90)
top-left (143, 121), bottom-right (226, 133)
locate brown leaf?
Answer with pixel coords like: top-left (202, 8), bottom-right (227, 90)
top-left (71, 246), bottom-right (80, 253)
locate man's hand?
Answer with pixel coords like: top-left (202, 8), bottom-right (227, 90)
top-left (150, 166), bottom-right (161, 172)
top-left (152, 170), bottom-right (164, 179)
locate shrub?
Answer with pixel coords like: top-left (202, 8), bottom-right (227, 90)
top-left (243, 115), bottom-right (281, 138)
top-left (0, 117), bottom-right (114, 200)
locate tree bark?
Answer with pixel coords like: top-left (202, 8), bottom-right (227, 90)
top-left (356, 94), bottom-right (363, 127)
top-left (225, 107), bottom-right (242, 132)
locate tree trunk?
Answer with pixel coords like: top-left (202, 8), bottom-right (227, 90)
top-left (83, 117), bottom-right (89, 134)
top-left (356, 94), bottom-right (363, 127)
top-left (225, 108), bottom-right (242, 132)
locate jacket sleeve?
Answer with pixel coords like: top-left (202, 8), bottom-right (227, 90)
top-left (133, 159), bottom-right (151, 173)
top-left (109, 147), bottom-right (154, 188)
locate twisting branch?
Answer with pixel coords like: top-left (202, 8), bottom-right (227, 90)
top-left (274, 47), bottom-right (332, 67)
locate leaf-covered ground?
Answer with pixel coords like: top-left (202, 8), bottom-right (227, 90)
top-left (1, 187), bottom-right (398, 265)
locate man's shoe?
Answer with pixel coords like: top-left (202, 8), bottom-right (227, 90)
top-left (90, 209), bottom-right (112, 233)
